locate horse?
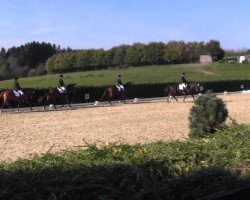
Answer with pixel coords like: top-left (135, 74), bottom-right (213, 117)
top-left (43, 84), bottom-right (76, 110)
top-left (100, 82), bottom-right (131, 105)
top-left (164, 82), bottom-right (200, 102)
top-left (0, 88), bottom-right (35, 113)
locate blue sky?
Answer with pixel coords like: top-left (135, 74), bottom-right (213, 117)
top-left (0, 0), bottom-right (250, 50)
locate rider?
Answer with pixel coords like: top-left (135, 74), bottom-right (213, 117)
top-left (13, 77), bottom-right (24, 96)
top-left (180, 72), bottom-right (189, 93)
top-left (58, 74), bottom-right (67, 93)
top-left (116, 74), bottom-right (124, 92)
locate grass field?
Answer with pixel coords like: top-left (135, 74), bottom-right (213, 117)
top-left (1, 63), bottom-right (250, 89)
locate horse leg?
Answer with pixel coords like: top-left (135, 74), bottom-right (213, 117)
top-left (100, 89), bottom-right (107, 102)
top-left (53, 98), bottom-right (57, 109)
top-left (106, 92), bottom-right (112, 105)
top-left (183, 94), bottom-right (187, 102)
top-left (167, 94), bottom-right (171, 102)
top-left (173, 95), bottom-right (178, 102)
top-left (43, 96), bottom-right (49, 110)
top-left (191, 94), bottom-right (195, 101)
top-left (121, 92), bottom-right (126, 104)
top-left (17, 98), bottom-right (24, 113)
top-left (17, 103), bottom-right (20, 113)
top-left (108, 96), bottom-right (112, 105)
top-left (67, 96), bottom-right (73, 108)
top-left (60, 96), bottom-right (66, 109)
top-left (171, 91), bottom-right (178, 102)
top-left (61, 95), bottom-right (71, 109)
top-left (25, 98), bottom-right (33, 111)
top-left (5, 100), bottom-right (14, 112)
top-left (0, 100), bottom-right (5, 113)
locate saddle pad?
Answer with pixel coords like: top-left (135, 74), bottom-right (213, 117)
top-left (13, 91), bottom-right (21, 97)
top-left (57, 87), bottom-right (65, 93)
top-left (116, 86), bottom-right (121, 91)
top-left (179, 84), bottom-right (184, 90)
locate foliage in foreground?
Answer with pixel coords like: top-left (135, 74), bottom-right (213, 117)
top-left (0, 125), bottom-right (249, 199)
top-left (189, 92), bottom-right (228, 138)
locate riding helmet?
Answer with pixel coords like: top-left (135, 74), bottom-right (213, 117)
top-left (59, 74), bottom-right (63, 78)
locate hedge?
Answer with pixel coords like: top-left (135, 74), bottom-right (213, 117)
top-left (3, 80), bottom-right (250, 108)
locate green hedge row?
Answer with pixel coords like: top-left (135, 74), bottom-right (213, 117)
top-left (27, 79), bottom-right (250, 106)
top-left (73, 80), bottom-right (250, 103)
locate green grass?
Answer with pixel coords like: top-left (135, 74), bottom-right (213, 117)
top-left (0, 125), bottom-right (249, 199)
top-left (1, 63), bottom-right (250, 89)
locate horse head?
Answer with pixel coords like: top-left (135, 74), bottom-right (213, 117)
top-left (66, 84), bottom-right (77, 91)
top-left (189, 82), bottom-right (200, 93)
top-left (22, 88), bottom-right (35, 99)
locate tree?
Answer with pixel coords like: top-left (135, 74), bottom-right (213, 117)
top-left (145, 42), bottom-right (164, 65)
top-left (163, 41), bottom-right (184, 63)
top-left (76, 50), bottom-right (93, 70)
top-left (111, 45), bottom-right (129, 67)
top-left (0, 61), bottom-right (12, 79)
top-left (125, 43), bottom-right (146, 66)
top-left (189, 92), bottom-right (228, 138)
top-left (0, 47), bottom-right (6, 60)
top-left (45, 52), bottom-right (76, 73)
top-left (91, 49), bottom-right (106, 68)
top-left (7, 41), bottom-right (57, 68)
top-left (205, 40), bottom-right (225, 61)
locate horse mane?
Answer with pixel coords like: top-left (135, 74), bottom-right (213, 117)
top-left (22, 88), bottom-right (34, 91)
top-left (66, 83), bottom-right (77, 88)
top-left (189, 81), bottom-right (199, 85)
top-left (124, 82), bottom-right (133, 86)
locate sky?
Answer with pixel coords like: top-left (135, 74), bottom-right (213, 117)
top-left (0, 0), bottom-right (250, 50)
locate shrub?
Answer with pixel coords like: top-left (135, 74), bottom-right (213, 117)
top-left (189, 91), bottom-right (228, 138)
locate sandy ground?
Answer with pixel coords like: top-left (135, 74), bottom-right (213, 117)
top-left (0, 93), bottom-right (249, 163)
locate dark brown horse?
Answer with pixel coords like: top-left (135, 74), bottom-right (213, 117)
top-left (0, 88), bottom-right (35, 113)
top-left (100, 83), bottom-right (131, 105)
top-left (164, 82), bottom-right (200, 102)
top-left (43, 84), bottom-right (76, 109)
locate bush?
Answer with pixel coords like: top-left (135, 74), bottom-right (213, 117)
top-left (189, 91), bottom-right (228, 138)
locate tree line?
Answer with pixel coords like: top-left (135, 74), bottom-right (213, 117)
top-left (0, 40), bottom-right (226, 79)
top-left (0, 41), bottom-right (71, 80)
top-left (45, 40), bottom-right (225, 73)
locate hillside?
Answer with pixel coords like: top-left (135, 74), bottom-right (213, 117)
top-left (1, 63), bottom-right (250, 89)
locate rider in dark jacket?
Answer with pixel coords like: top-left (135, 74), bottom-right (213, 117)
top-left (116, 74), bottom-right (124, 91)
top-left (58, 74), bottom-right (67, 93)
top-left (14, 77), bottom-right (24, 96)
top-left (180, 73), bottom-right (189, 93)
top-left (181, 73), bottom-right (188, 85)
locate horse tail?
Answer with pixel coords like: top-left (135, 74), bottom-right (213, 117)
top-left (0, 90), bottom-right (4, 100)
top-left (0, 90), bottom-right (4, 106)
top-left (100, 88), bottom-right (108, 102)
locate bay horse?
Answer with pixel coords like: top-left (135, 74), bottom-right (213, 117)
top-left (0, 88), bottom-right (35, 113)
top-left (100, 82), bottom-right (131, 105)
top-left (43, 84), bottom-right (76, 109)
top-left (164, 82), bottom-right (200, 102)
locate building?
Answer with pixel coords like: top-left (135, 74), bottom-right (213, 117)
top-left (239, 55), bottom-right (250, 63)
top-left (200, 55), bottom-right (213, 63)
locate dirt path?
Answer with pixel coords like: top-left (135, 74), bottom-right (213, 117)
top-left (0, 93), bottom-right (249, 163)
